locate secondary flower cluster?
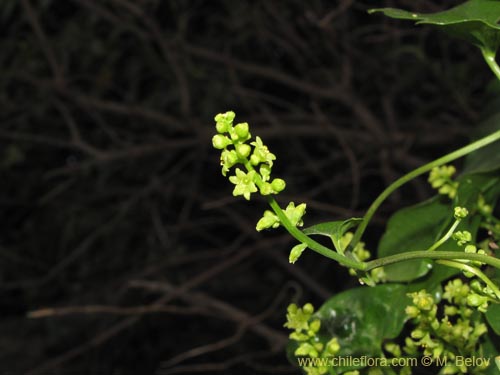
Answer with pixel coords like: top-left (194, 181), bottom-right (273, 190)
top-left (428, 165), bottom-right (459, 199)
top-left (403, 281), bottom-right (489, 374)
top-left (284, 303), bottom-right (342, 375)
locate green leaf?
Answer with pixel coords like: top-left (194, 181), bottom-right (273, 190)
top-left (369, 0), bottom-right (500, 53)
top-left (314, 284), bottom-right (408, 371)
top-left (480, 332), bottom-right (500, 375)
top-left (485, 303), bottom-right (500, 335)
top-left (455, 173), bottom-right (499, 209)
top-left (463, 113), bottom-right (500, 175)
top-left (303, 218), bottom-right (362, 254)
top-left (377, 198), bottom-right (451, 282)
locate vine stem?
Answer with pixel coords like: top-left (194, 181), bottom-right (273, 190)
top-left (436, 259), bottom-right (500, 300)
top-left (426, 219), bottom-right (460, 252)
top-left (349, 128), bottom-right (500, 252)
top-left (364, 250), bottom-right (500, 272)
top-left (481, 48), bottom-right (500, 81)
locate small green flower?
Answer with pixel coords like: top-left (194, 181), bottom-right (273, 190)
top-left (215, 111), bottom-right (235, 133)
top-left (250, 136), bottom-right (276, 167)
top-left (412, 290), bottom-right (435, 311)
top-left (452, 231), bottom-right (471, 246)
top-left (220, 149), bottom-right (239, 176)
top-left (284, 303), bottom-right (314, 331)
top-left (289, 243), bottom-right (308, 264)
top-left (428, 165), bottom-right (458, 199)
top-left (453, 207), bottom-right (468, 220)
top-left (443, 279), bottom-right (470, 305)
top-left (256, 210), bottom-right (280, 231)
top-left (228, 168), bottom-right (258, 200)
top-left (284, 202), bottom-right (307, 227)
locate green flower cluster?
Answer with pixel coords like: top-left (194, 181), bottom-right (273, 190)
top-left (213, 111), bottom-right (309, 264)
top-left (213, 111), bottom-right (285, 200)
top-left (404, 281), bottom-right (489, 374)
top-left (428, 165), bottom-right (459, 199)
top-left (285, 303), bottom-right (341, 375)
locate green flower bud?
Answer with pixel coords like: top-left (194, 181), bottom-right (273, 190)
top-left (259, 182), bottom-right (274, 195)
top-left (326, 338), bottom-right (340, 355)
top-left (235, 143), bottom-right (251, 158)
top-left (467, 293), bottom-right (488, 307)
top-left (287, 303), bottom-right (298, 314)
top-left (473, 323), bottom-right (488, 337)
top-left (259, 164), bottom-right (271, 181)
top-left (289, 331), bottom-right (309, 341)
top-left (309, 319), bottom-right (321, 333)
top-left (212, 134), bottom-right (232, 149)
top-left (411, 329), bottom-right (425, 339)
top-left (289, 243), bottom-right (307, 264)
top-left (233, 122), bottom-right (250, 140)
top-left (444, 305), bottom-right (458, 316)
top-left (384, 342), bottom-right (401, 357)
top-left (303, 303), bottom-right (314, 315)
top-left (453, 207), bottom-right (468, 220)
top-left (405, 306), bottom-right (420, 318)
top-left (250, 154), bottom-right (260, 166)
top-left (464, 244), bottom-right (477, 253)
top-left (313, 342), bottom-right (324, 352)
top-left (271, 178), bottom-right (286, 193)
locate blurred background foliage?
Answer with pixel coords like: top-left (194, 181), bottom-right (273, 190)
top-left (0, 0), bottom-right (493, 373)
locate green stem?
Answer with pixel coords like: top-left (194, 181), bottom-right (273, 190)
top-left (481, 47), bottom-right (500, 81)
top-left (267, 197), bottom-right (365, 270)
top-left (350, 128), bottom-right (500, 251)
top-left (426, 219), bottom-right (460, 252)
top-left (436, 259), bottom-right (500, 300)
top-left (237, 151), bottom-right (365, 270)
top-left (364, 250), bottom-right (500, 272)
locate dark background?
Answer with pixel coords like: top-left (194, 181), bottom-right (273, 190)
top-left (0, 0), bottom-right (493, 374)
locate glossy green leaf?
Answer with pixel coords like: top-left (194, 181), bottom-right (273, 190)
top-left (377, 198), bottom-right (451, 281)
top-left (485, 303), bottom-right (500, 335)
top-left (369, 0), bottom-right (500, 53)
top-left (314, 284), bottom-right (408, 371)
top-left (304, 218), bottom-right (362, 254)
